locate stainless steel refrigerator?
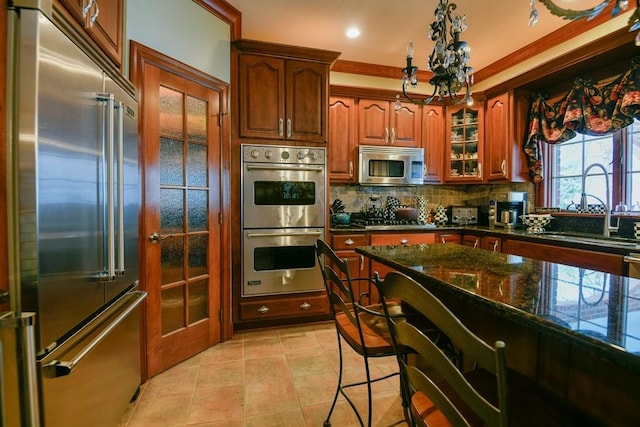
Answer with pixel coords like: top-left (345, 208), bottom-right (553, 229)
top-left (3, 1), bottom-right (146, 426)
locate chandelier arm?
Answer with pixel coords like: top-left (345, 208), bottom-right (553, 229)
top-left (537, 0), bottom-right (611, 20)
top-left (629, 0), bottom-right (640, 30)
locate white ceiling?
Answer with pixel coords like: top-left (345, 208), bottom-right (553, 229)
top-left (224, 0), bottom-right (597, 73)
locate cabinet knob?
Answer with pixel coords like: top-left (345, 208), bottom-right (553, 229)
top-left (384, 127), bottom-right (389, 144)
top-left (391, 128), bottom-right (396, 144)
top-left (400, 239), bottom-right (409, 245)
top-left (278, 118), bottom-right (284, 138)
top-left (345, 238), bottom-right (355, 245)
top-left (300, 302), bottom-right (311, 310)
top-left (349, 161), bottom-right (353, 178)
top-left (286, 118), bottom-right (292, 139)
top-left (501, 159), bottom-right (506, 174)
top-left (257, 305), bottom-right (270, 314)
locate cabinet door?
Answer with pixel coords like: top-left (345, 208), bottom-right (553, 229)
top-left (56, 0), bottom-right (123, 66)
top-left (328, 97), bottom-right (357, 181)
top-left (485, 93), bottom-right (511, 181)
top-left (436, 232), bottom-right (462, 244)
top-left (336, 250), bottom-right (371, 304)
top-left (462, 234), bottom-right (481, 248)
top-left (422, 105), bottom-right (445, 183)
top-left (286, 60), bottom-right (328, 143)
top-left (482, 236), bottom-right (502, 252)
top-left (238, 54), bottom-right (285, 140)
top-left (358, 99), bottom-right (391, 145)
top-left (392, 102), bottom-right (421, 147)
top-left (445, 105), bottom-right (484, 183)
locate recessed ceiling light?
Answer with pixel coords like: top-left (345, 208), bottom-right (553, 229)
top-left (346, 27), bottom-right (360, 38)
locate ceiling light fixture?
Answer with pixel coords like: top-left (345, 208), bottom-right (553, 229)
top-left (346, 27), bottom-right (360, 38)
top-left (529, 0), bottom-right (640, 45)
top-left (398, 0), bottom-right (474, 108)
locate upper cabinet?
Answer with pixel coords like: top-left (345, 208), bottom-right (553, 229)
top-left (358, 99), bottom-right (421, 147)
top-left (56, 0), bottom-right (123, 67)
top-left (421, 104), bottom-right (445, 183)
top-left (235, 41), bottom-right (340, 144)
top-left (328, 96), bottom-right (357, 182)
top-left (445, 105), bottom-right (484, 183)
top-left (484, 91), bottom-right (529, 182)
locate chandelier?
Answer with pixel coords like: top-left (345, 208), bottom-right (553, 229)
top-left (399, 0), bottom-right (474, 107)
top-left (529, 0), bottom-right (640, 45)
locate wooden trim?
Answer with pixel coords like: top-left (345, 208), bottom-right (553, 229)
top-left (234, 39), bottom-right (341, 64)
top-left (192, 0), bottom-right (242, 41)
top-left (331, 59), bottom-right (432, 81)
top-left (330, 2), bottom-right (634, 95)
top-left (0, 0), bottom-right (8, 312)
top-left (474, 3), bottom-right (622, 85)
top-left (130, 42), bottom-right (229, 93)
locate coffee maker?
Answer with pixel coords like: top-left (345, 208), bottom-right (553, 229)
top-left (489, 191), bottom-right (527, 228)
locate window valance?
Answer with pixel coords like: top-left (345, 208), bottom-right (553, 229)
top-left (524, 57), bottom-right (640, 183)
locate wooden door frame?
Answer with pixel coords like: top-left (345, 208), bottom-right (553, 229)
top-left (129, 41), bottom-right (232, 381)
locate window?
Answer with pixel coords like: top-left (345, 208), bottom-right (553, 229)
top-left (546, 119), bottom-right (640, 211)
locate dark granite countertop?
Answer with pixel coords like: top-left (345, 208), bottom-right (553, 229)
top-left (355, 243), bottom-right (640, 371)
top-left (330, 224), bottom-right (640, 254)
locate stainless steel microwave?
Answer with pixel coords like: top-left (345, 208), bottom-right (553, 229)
top-left (358, 145), bottom-right (424, 185)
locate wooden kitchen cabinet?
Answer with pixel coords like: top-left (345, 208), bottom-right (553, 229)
top-left (235, 41), bottom-right (339, 143)
top-left (484, 91), bottom-right (529, 182)
top-left (239, 293), bottom-right (328, 321)
top-left (422, 104), bottom-right (445, 183)
top-left (330, 233), bottom-right (371, 303)
top-left (328, 96), bottom-right (357, 182)
top-left (445, 105), bottom-right (484, 183)
top-left (358, 98), bottom-right (421, 147)
top-left (463, 234), bottom-right (502, 252)
top-left (56, 0), bottom-right (123, 67)
top-left (483, 91), bottom-right (529, 182)
top-left (436, 232), bottom-right (462, 244)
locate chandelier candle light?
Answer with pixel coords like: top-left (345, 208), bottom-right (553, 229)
top-left (400, 0), bottom-right (474, 107)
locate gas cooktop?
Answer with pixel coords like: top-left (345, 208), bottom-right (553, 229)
top-left (331, 216), bottom-right (438, 230)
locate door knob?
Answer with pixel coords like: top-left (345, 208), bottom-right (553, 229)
top-left (148, 232), bottom-right (169, 243)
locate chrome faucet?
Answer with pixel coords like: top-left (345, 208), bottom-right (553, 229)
top-left (580, 163), bottom-right (618, 237)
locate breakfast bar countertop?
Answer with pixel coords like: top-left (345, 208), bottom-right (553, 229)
top-left (355, 243), bottom-right (640, 371)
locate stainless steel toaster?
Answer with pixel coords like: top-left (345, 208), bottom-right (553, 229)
top-left (450, 206), bottom-right (479, 225)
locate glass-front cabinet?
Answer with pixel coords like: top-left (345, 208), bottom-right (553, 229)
top-left (445, 105), bottom-right (484, 182)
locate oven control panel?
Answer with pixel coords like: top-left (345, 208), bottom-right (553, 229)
top-left (242, 144), bottom-right (326, 165)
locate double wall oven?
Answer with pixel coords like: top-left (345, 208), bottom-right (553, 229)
top-left (241, 144), bottom-right (326, 296)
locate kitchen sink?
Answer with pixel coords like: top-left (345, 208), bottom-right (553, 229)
top-left (538, 232), bottom-right (640, 249)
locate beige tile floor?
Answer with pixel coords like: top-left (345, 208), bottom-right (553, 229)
top-left (118, 321), bottom-right (409, 427)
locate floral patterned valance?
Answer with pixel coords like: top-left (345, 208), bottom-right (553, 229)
top-left (524, 56), bottom-right (640, 183)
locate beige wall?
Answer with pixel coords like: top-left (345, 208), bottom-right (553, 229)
top-left (124, 0), bottom-right (231, 83)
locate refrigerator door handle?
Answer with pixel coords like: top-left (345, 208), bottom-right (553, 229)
top-left (41, 291), bottom-right (146, 378)
top-left (97, 92), bottom-right (116, 281)
top-left (116, 101), bottom-right (125, 276)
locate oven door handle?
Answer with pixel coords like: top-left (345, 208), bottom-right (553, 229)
top-left (246, 231), bottom-right (323, 238)
top-left (245, 165), bottom-right (324, 173)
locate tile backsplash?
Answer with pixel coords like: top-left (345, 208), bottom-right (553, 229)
top-left (330, 182), bottom-right (535, 213)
